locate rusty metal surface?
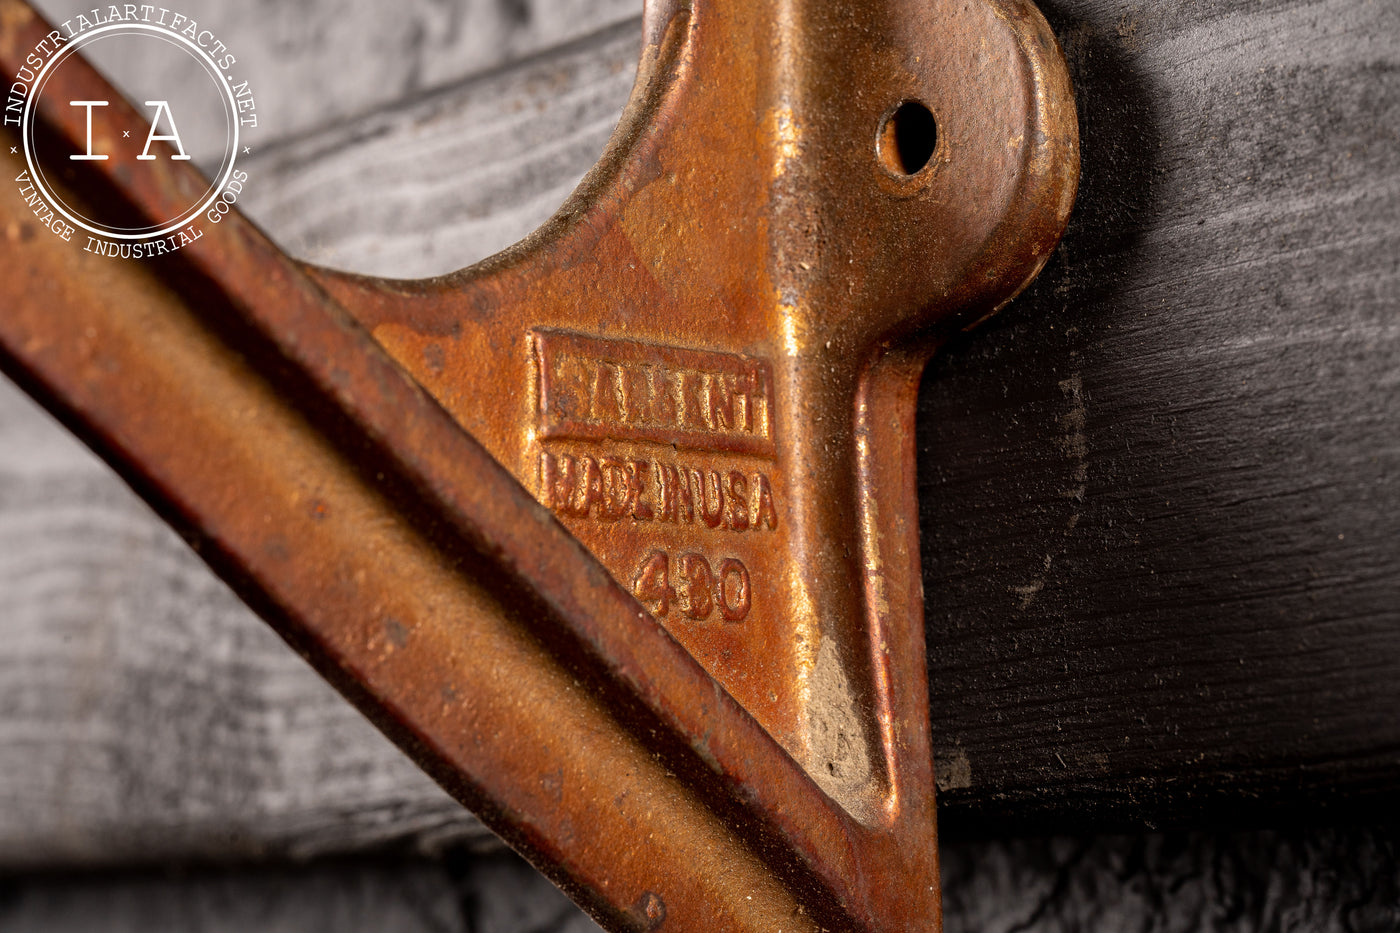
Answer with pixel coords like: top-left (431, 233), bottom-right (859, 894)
top-left (0, 0), bottom-right (1077, 930)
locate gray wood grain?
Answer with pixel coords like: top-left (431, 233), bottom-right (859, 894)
top-left (243, 16), bottom-right (640, 276)
top-left (28, 0), bottom-right (640, 153)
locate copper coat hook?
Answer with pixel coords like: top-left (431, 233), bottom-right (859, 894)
top-left (0, 0), bottom-right (1078, 929)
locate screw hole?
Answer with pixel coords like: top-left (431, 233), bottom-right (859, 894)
top-left (878, 101), bottom-right (937, 176)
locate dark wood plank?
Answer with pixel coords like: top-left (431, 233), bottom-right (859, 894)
top-left (0, 860), bottom-right (476, 933)
top-left (919, 0), bottom-right (1400, 833)
top-left (940, 826), bottom-right (1400, 931)
top-left (0, 828), bottom-right (1393, 933)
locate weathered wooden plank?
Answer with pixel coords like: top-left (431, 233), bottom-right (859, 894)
top-left (918, 0), bottom-right (1400, 832)
top-left (940, 826), bottom-right (1400, 932)
top-left (28, 0), bottom-right (639, 150)
top-left (0, 828), bottom-right (1393, 933)
top-left (244, 17), bottom-right (640, 276)
top-left (0, 859), bottom-right (480, 933)
top-left (1, 0), bottom-right (1397, 867)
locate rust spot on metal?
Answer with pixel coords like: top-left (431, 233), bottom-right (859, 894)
top-left (383, 616), bottom-right (409, 649)
top-left (636, 890), bottom-right (667, 929)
